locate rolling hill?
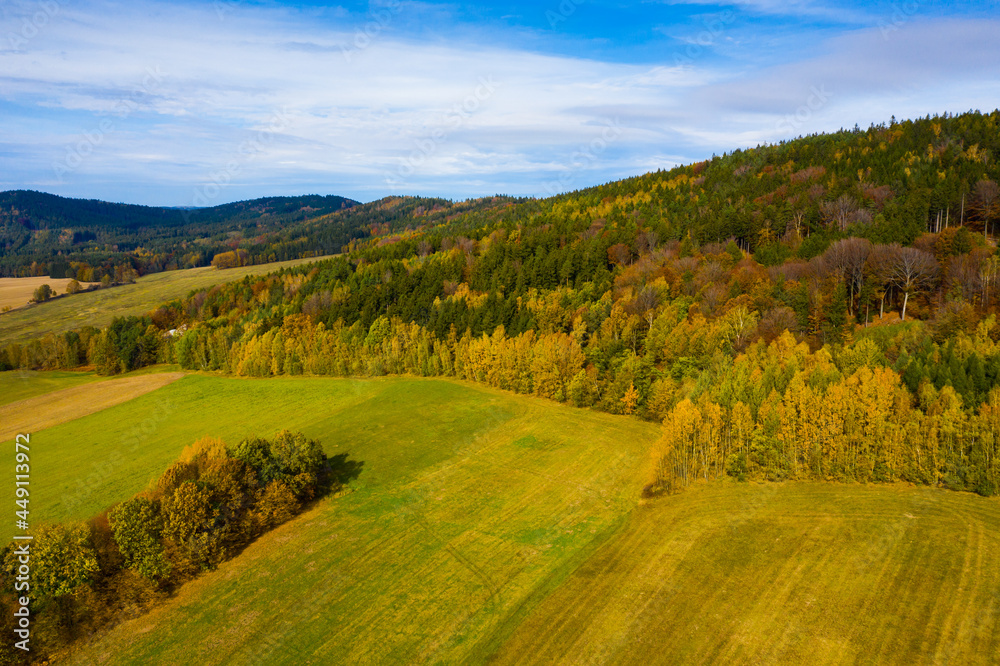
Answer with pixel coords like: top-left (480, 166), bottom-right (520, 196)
top-left (0, 192), bottom-right (358, 277)
top-left (1, 372), bottom-right (658, 663)
top-left (0, 190), bottom-right (525, 282)
top-left (0, 254), bottom-right (339, 346)
top-left (2, 372), bottom-right (997, 664)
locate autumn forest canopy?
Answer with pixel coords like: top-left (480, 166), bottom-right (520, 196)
top-left (5, 110), bottom-right (1000, 500)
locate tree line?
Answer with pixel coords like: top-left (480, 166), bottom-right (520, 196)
top-left (651, 332), bottom-right (1000, 496)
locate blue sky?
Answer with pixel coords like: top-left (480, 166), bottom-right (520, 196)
top-left (1, 0), bottom-right (998, 206)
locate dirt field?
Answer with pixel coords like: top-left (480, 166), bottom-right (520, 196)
top-left (0, 372), bottom-right (185, 442)
top-left (0, 276), bottom-right (98, 312)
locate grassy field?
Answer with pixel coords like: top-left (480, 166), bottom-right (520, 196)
top-left (0, 369), bottom-right (104, 407)
top-left (3, 374), bottom-right (660, 665)
top-left (491, 482), bottom-right (1000, 665)
top-left (9, 372), bottom-right (999, 664)
top-left (0, 277), bottom-right (100, 312)
top-left (0, 255), bottom-right (336, 345)
top-left (0, 365), bottom-right (182, 408)
top-left (0, 371), bottom-right (184, 442)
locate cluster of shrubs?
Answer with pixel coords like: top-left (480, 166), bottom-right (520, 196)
top-left (0, 431), bottom-right (338, 664)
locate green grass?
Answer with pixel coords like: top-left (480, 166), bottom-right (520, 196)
top-left (0, 364), bottom-right (178, 407)
top-left (15, 373), bottom-right (1000, 664)
top-left (0, 369), bottom-right (102, 407)
top-left (491, 482), bottom-right (1000, 665)
top-left (14, 374), bottom-right (658, 665)
top-left (0, 255), bottom-right (336, 345)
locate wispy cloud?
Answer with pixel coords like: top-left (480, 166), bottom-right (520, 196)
top-left (0, 0), bottom-right (996, 205)
top-left (659, 0), bottom-right (874, 24)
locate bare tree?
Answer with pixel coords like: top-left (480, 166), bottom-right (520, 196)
top-left (823, 237), bottom-right (872, 317)
top-left (973, 180), bottom-right (999, 236)
top-left (776, 260), bottom-right (811, 282)
top-left (884, 245), bottom-right (939, 320)
top-left (981, 254), bottom-right (1000, 308)
top-left (456, 237), bottom-right (476, 254)
top-left (821, 195), bottom-right (858, 231)
top-left (757, 306), bottom-right (799, 343)
top-left (629, 285), bottom-right (660, 329)
top-left (694, 261), bottom-right (727, 290)
top-left (302, 290), bottom-right (334, 319)
top-left (635, 230), bottom-right (659, 255)
top-left (821, 195), bottom-right (872, 232)
top-left (699, 283), bottom-right (728, 317)
top-left (865, 244), bottom-right (896, 319)
top-left (861, 183), bottom-right (895, 210)
top-left (947, 252), bottom-right (984, 303)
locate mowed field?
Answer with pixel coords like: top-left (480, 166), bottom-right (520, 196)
top-left (0, 276), bottom-right (100, 311)
top-left (492, 482), bottom-right (1000, 665)
top-left (0, 370), bottom-right (184, 442)
top-left (3, 373), bottom-right (659, 665)
top-left (7, 373), bottom-right (999, 665)
top-left (0, 365), bottom-right (182, 408)
top-left (0, 369), bottom-right (104, 407)
top-left (0, 255), bottom-right (336, 345)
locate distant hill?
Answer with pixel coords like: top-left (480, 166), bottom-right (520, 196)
top-left (0, 191), bottom-right (358, 278)
top-left (0, 191), bottom-right (525, 281)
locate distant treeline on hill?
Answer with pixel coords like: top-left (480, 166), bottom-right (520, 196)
top-left (0, 192), bottom-right (358, 279)
top-left (0, 192), bottom-right (530, 281)
top-left (5, 110), bottom-right (1000, 497)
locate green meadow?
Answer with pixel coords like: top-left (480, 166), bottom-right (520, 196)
top-left (9, 374), bottom-right (653, 663)
top-left (493, 482), bottom-right (1000, 665)
top-left (0, 255), bottom-right (336, 345)
top-left (8, 373), bottom-right (999, 664)
top-left (0, 365), bottom-right (180, 408)
top-left (0, 369), bottom-right (102, 407)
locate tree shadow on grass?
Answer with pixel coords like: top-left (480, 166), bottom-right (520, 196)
top-left (326, 452), bottom-right (364, 487)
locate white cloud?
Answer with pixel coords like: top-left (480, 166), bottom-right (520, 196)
top-left (0, 1), bottom-right (997, 205)
top-left (659, 0), bottom-right (875, 24)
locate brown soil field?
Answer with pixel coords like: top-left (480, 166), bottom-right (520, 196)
top-left (0, 277), bottom-right (99, 312)
top-left (0, 372), bottom-right (185, 442)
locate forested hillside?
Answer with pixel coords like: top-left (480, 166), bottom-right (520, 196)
top-left (7, 110), bottom-right (1000, 495)
top-left (0, 192), bottom-right (358, 279)
top-left (0, 192), bottom-right (523, 281)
